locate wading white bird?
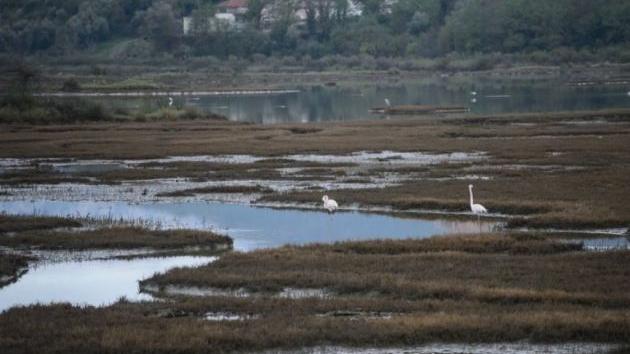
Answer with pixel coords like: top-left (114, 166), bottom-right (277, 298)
top-left (322, 195), bottom-right (338, 213)
top-left (469, 184), bottom-right (487, 232)
top-left (384, 98), bottom-right (391, 107)
top-left (168, 97), bottom-right (174, 107)
top-left (468, 184), bottom-right (487, 215)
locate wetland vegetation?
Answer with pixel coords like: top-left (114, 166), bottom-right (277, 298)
top-left (1, 107), bottom-right (628, 351)
top-left (0, 214), bottom-right (232, 291)
top-left (2, 109), bottom-right (629, 230)
top-left (2, 234), bottom-right (629, 353)
top-left (2, 1), bottom-right (630, 351)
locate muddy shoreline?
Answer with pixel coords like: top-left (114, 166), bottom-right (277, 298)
top-left (23, 62), bottom-right (630, 93)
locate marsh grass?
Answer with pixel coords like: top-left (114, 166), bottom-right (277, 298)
top-left (0, 160), bottom-right (338, 186)
top-left (157, 185), bottom-right (273, 198)
top-left (1, 301), bottom-right (629, 353)
top-left (0, 253), bottom-right (32, 284)
top-left (2, 234), bottom-right (628, 353)
top-left (133, 107), bottom-right (227, 122)
top-left (0, 167), bottom-right (94, 185)
top-left (0, 227), bottom-right (232, 251)
top-left (145, 233), bottom-right (630, 302)
top-left (0, 214), bottom-right (82, 233)
top-left (1, 109), bottom-right (629, 228)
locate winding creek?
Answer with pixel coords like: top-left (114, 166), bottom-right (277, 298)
top-left (0, 200), bottom-right (499, 251)
top-left (0, 200), bottom-right (498, 311)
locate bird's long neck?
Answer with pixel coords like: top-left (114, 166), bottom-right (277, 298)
top-left (469, 187), bottom-right (474, 207)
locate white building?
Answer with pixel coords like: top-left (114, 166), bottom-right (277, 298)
top-left (183, 0), bottom-right (366, 35)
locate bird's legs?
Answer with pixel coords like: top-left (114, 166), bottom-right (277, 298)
top-left (477, 214), bottom-right (481, 234)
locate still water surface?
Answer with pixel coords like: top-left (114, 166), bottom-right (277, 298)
top-left (0, 200), bottom-right (497, 251)
top-left (75, 79), bottom-right (630, 123)
top-left (0, 256), bottom-right (214, 312)
top-left (0, 200), bottom-right (496, 311)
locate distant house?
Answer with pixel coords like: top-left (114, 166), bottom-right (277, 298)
top-left (183, 0), bottom-right (363, 35)
top-left (216, 0), bottom-right (249, 17)
top-left (183, 0), bottom-right (248, 35)
top-left (293, 1), bottom-right (362, 23)
top-left (183, 16), bottom-right (193, 35)
top-left (260, 0), bottom-right (361, 31)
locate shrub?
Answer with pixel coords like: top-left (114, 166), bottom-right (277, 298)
top-left (61, 78), bottom-right (81, 92)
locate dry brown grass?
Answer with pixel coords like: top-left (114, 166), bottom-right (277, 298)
top-left (157, 185), bottom-right (273, 198)
top-left (0, 227), bottom-right (232, 251)
top-left (301, 233), bottom-right (582, 255)
top-left (2, 234), bottom-right (629, 353)
top-left (1, 109), bottom-right (630, 228)
top-left (0, 214), bottom-right (82, 234)
top-left (0, 168), bottom-right (93, 185)
top-left (1, 109), bottom-right (626, 159)
top-left (1, 302), bottom-right (629, 354)
top-left (0, 160), bottom-right (348, 186)
top-left (145, 234), bottom-right (629, 303)
top-left (0, 253), bottom-right (32, 285)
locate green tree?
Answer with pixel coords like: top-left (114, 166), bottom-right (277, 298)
top-left (332, 0), bottom-right (349, 22)
top-left (355, 0), bottom-right (383, 16)
top-left (142, 0), bottom-right (181, 52)
top-left (246, 0), bottom-right (271, 30)
top-left (66, 1), bottom-right (111, 49)
top-left (2, 62), bottom-right (40, 109)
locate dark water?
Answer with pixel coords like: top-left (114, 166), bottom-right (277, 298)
top-left (76, 79), bottom-right (630, 123)
top-left (0, 200), bottom-right (498, 252)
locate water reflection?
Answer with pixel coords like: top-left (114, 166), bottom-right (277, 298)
top-left (0, 200), bottom-right (498, 251)
top-left (581, 237), bottom-right (630, 251)
top-left (76, 79), bottom-right (630, 123)
top-left (0, 256), bottom-right (215, 312)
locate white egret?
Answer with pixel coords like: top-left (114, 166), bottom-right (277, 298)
top-left (322, 195), bottom-right (338, 213)
top-left (471, 91), bottom-right (477, 96)
top-left (469, 184), bottom-right (488, 215)
top-left (168, 97), bottom-right (174, 107)
top-left (384, 98), bottom-right (391, 107)
top-left (468, 184), bottom-right (487, 231)
top-left (471, 98), bottom-right (477, 103)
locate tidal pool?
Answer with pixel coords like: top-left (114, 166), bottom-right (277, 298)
top-left (0, 200), bottom-right (499, 251)
top-left (0, 255), bottom-right (215, 313)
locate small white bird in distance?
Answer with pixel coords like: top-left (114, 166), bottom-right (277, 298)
top-left (384, 98), bottom-right (391, 107)
top-left (168, 97), bottom-right (174, 107)
top-left (322, 195), bottom-right (338, 213)
top-left (471, 91), bottom-right (477, 96)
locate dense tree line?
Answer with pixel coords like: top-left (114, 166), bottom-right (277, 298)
top-left (1, 0), bottom-right (629, 59)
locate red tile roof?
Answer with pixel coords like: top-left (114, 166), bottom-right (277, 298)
top-left (218, 0), bottom-right (248, 9)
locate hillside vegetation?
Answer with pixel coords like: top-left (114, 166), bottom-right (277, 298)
top-left (2, 0), bottom-right (630, 61)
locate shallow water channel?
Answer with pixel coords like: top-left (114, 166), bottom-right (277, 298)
top-left (0, 200), bottom-right (498, 251)
top-left (0, 200), bottom-right (497, 311)
top-left (0, 256), bottom-right (214, 312)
